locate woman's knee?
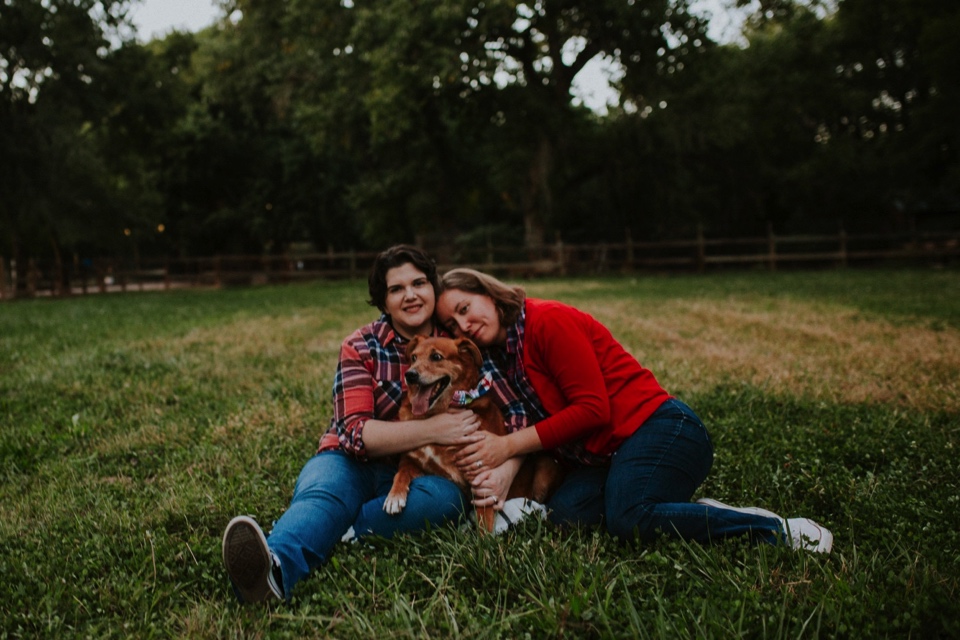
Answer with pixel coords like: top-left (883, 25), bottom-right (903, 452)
top-left (406, 476), bottom-right (468, 520)
top-left (547, 492), bottom-right (605, 528)
top-left (291, 452), bottom-right (369, 509)
top-left (546, 468), bottom-right (607, 527)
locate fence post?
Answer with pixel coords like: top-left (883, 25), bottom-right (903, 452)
top-left (73, 253), bottom-right (84, 296)
top-left (696, 225), bottom-right (706, 272)
top-left (767, 223), bottom-right (777, 271)
top-left (26, 258), bottom-right (38, 297)
top-left (0, 255), bottom-right (5, 301)
top-left (54, 254), bottom-right (64, 297)
top-left (838, 223), bottom-right (848, 268)
top-left (214, 256), bottom-right (222, 288)
top-left (554, 233), bottom-right (566, 276)
top-left (596, 243), bottom-right (608, 273)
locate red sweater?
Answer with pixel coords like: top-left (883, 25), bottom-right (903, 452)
top-left (523, 298), bottom-right (671, 456)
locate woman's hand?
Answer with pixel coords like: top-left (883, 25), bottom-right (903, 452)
top-left (456, 431), bottom-right (513, 476)
top-left (425, 409), bottom-right (484, 446)
top-left (363, 409), bottom-right (483, 457)
top-left (469, 458), bottom-right (521, 510)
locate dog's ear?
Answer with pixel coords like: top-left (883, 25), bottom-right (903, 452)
top-left (405, 335), bottom-right (422, 359)
top-left (456, 337), bottom-right (483, 368)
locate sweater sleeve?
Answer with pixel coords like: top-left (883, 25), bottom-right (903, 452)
top-left (527, 307), bottom-right (612, 449)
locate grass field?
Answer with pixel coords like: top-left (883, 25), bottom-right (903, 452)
top-left (2, 269), bottom-right (958, 638)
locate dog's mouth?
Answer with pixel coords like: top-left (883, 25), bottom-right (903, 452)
top-left (409, 375), bottom-right (451, 416)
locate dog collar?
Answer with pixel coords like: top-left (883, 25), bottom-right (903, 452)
top-left (451, 371), bottom-right (494, 407)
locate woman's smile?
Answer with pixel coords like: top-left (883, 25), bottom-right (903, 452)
top-left (384, 263), bottom-right (435, 339)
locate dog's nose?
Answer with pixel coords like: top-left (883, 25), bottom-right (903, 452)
top-left (405, 370), bottom-right (420, 385)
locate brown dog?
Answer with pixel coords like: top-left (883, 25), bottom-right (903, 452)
top-left (383, 336), bottom-right (561, 532)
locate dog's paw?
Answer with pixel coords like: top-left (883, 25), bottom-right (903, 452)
top-left (383, 494), bottom-right (407, 515)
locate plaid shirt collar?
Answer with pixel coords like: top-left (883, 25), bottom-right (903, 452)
top-left (504, 303), bottom-right (548, 423)
top-left (504, 307), bottom-right (522, 360)
top-left (372, 314), bottom-right (399, 346)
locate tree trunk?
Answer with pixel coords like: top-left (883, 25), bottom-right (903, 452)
top-left (50, 231), bottom-right (68, 296)
top-left (521, 134), bottom-right (553, 248)
top-left (11, 240), bottom-right (26, 299)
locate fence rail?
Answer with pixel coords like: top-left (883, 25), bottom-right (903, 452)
top-left (2, 229), bottom-right (958, 300)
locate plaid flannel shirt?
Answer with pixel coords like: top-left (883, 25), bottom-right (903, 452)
top-left (318, 316), bottom-right (532, 460)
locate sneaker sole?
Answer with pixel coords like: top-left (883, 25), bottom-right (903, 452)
top-left (222, 516), bottom-right (274, 603)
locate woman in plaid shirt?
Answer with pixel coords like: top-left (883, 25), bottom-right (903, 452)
top-left (221, 246), bottom-right (524, 604)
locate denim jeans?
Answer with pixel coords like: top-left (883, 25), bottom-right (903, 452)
top-left (547, 398), bottom-right (781, 545)
top-left (267, 450), bottom-right (467, 598)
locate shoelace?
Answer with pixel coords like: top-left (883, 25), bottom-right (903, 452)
top-left (451, 372), bottom-right (494, 407)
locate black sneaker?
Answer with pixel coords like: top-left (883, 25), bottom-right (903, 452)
top-left (222, 516), bottom-right (284, 603)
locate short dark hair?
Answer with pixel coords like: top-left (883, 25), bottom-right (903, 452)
top-left (367, 245), bottom-right (440, 313)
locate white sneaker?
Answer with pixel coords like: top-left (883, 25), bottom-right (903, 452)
top-left (222, 516), bottom-right (284, 603)
top-left (697, 498), bottom-right (833, 554)
top-left (463, 498), bottom-right (548, 534)
top-left (785, 518), bottom-right (834, 554)
top-left (493, 498), bottom-right (548, 534)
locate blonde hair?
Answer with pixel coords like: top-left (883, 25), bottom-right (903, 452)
top-left (439, 268), bottom-right (526, 326)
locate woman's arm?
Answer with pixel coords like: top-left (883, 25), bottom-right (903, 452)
top-left (330, 334), bottom-right (382, 459)
top-left (362, 412), bottom-right (483, 457)
top-left (524, 307), bottom-right (612, 449)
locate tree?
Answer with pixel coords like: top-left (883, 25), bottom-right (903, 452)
top-left (282, 0), bottom-right (491, 249)
top-left (437, 0), bottom-right (714, 246)
top-left (153, 3), bottom-right (370, 254)
top-left (830, 0), bottom-right (960, 228)
top-left (0, 0), bottom-right (141, 291)
top-left (220, 0), bottom-right (715, 249)
top-left (599, 0), bottom-right (960, 238)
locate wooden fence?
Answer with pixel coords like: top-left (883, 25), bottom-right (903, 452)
top-left (2, 229), bottom-right (958, 300)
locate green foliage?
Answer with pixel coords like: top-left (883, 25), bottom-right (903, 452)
top-left (0, 0), bottom-right (142, 265)
top-left (1, 271), bottom-right (958, 637)
top-left (4, 0), bottom-right (959, 262)
top-left (218, 0), bottom-right (718, 249)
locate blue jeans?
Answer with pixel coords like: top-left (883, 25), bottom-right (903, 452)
top-left (267, 450), bottom-right (467, 598)
top-left (547, 399), bottom-right (781, 545)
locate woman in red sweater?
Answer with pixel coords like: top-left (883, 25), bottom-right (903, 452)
top-left (437, 268), bottom-right (832, 553)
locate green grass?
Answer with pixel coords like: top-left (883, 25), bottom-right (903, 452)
top-left (1, 269), bottom-right (958, 638)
